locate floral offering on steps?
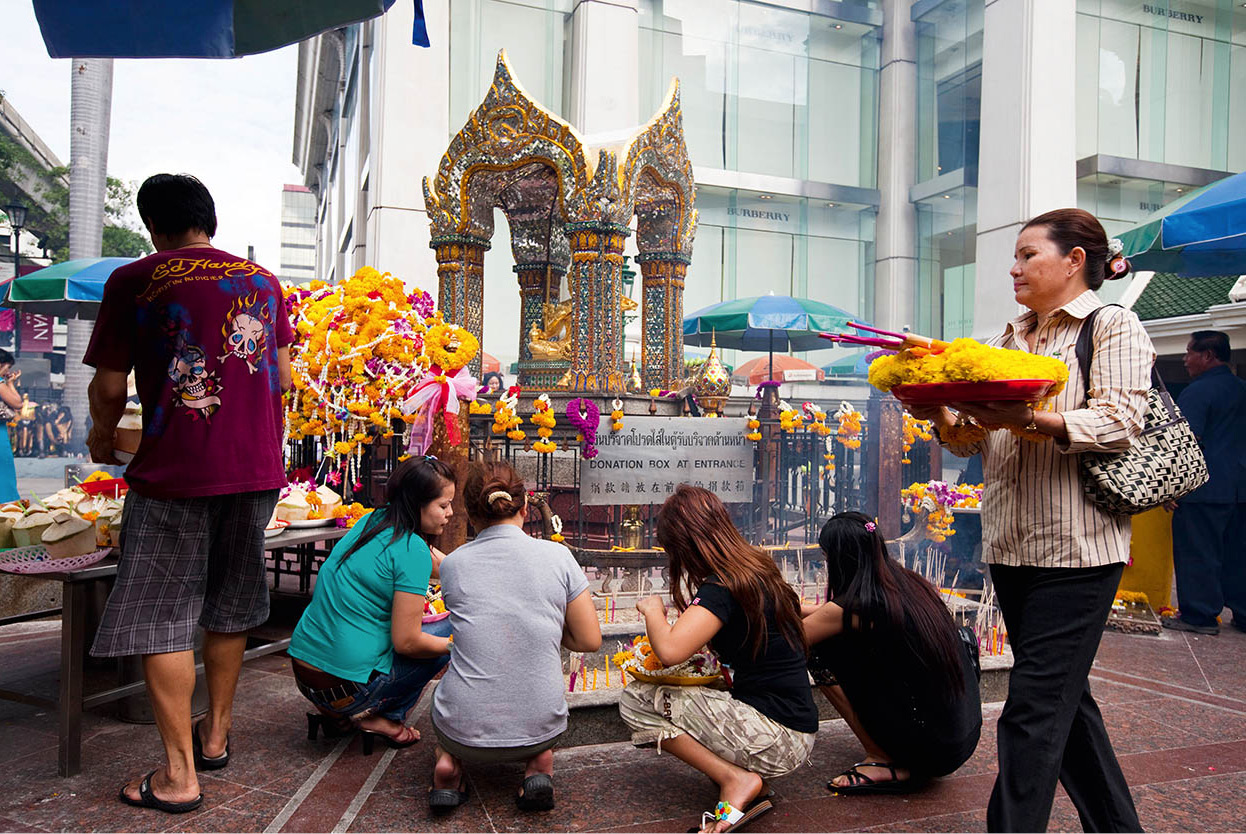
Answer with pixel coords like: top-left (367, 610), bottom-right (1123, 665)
top-left (901, 480), bottom-right (983, 543)
top-left (611, 635), bottom-right (723, 684)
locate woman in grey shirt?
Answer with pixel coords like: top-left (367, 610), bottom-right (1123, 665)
top-left (429, 460), bottom-right (601, 813)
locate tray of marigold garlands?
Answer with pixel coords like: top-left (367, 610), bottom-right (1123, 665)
top-left (612, 636), bottom-right (723, 686)
top-left (821, 322), bottom-right (1068, 407)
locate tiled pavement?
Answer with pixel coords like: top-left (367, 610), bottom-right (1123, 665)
top-left (2, 623), bottom-right (1245, 833)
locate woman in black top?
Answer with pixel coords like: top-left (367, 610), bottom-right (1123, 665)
top-left (804, 512), bottom-right (981, 794)
top-left (619, 486), bottom-right (817, 834)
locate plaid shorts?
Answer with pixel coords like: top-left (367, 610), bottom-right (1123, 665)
top-left (90, 489), bottom-right (279, 657)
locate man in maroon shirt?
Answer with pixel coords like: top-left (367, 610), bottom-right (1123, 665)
top-left (85, 174), bottom-right (292, 813)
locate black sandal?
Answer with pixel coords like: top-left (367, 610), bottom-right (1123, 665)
top-left (429, 776), bottom-right (469, 813)
top-left (118, 770), bottom-right (203, 814)
top-left (192, 720), bottom-right (229, 771)
top-left (516, 773), bottom-right (554, 811)
top-left (827, 761), bottom-right (922, 795)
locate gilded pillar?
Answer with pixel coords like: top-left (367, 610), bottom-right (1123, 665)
top-left (565, 221), bottom-right (629, 392)
top-left (636, 252), bottom-right (689, 391)
top-left (431, 234), bottom-right (490, 377)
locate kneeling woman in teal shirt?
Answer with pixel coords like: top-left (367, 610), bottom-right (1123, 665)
top-left (289, 457), bottom-right (455, 748)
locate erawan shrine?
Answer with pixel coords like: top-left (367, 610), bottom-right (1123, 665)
top-left (3, 24), bottom-right (1240, 832)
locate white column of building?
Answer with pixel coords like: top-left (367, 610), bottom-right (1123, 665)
top-left (568, 1), bottom-right (640, 134)
top-left (973, 0), bottom-right (1077, 337)
top-left (368, 0), bottom-right (451, 287)
top-left (873, 0), bottom-right (918, 333)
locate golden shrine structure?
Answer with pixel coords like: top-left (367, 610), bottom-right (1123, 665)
top-left (423, 51), bottom-right (697, 393)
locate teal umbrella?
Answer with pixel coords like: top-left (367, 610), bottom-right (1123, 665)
top-left (2, 257), bottom-right (134, 318)
top-left (683, 293), bottom-right (859, 381)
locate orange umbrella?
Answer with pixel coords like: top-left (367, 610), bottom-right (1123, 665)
top-left (481, 352), bottom-right (501, 375)
top-left (732, 355), bottom-right (825, 387)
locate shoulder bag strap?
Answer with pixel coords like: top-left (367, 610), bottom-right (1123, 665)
top-left (1075, 303), bottom-right (1179, 420)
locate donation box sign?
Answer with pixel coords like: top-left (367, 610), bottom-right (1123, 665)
top-left (579, 416), bottom-right (754, 506)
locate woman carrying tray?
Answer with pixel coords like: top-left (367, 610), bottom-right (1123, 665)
top-left (803, 512), bottom-right (981, 795)
top-left (427, 460), bottom-right (601, 814)
top-left (288, 457), bottom-right (455, 751)
top-left (909, 208), bottom-right (1150, 832)
top-left (619, 486), bottom-right (818, 834)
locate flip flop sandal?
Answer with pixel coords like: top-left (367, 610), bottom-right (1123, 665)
top-left (690, 797), bottom-right (773, 833)
top-left (118, 770), bottom-right (203, 814)
top-left (361, 725), bottom-right (420, 755)
top-left (428, 777), bottom-right (469, 813)
top-left (516, 773), bottom-right (555, 811)
top-left (827, 761), bottom-right (921, 796)
top-left (192, 720), bottom-right (229, 770)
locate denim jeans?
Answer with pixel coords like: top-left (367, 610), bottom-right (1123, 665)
top-left (307, 617), bottom-right (451, 723)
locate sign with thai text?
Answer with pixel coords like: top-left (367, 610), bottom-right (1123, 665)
top-left (579, 417), bottom-right (755, 506)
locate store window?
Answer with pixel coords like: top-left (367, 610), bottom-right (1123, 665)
top-left (1076, 0), bottom-right (1246, 172)
top-left (914, 0), bottom-right (982, 183)
top-left (638, 0), bottom-right (881, 187)
top-left (449, 0), bottom-right (572, 132)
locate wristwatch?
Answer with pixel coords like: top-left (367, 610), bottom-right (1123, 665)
top-left (1022, 407), bottom-right (1040, 436)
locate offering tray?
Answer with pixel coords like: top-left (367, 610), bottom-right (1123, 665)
top-left (891, 379), bottom-right (1056, 406)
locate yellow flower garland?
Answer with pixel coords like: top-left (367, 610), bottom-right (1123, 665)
top-left (531, 394), bottom-right (558, 453)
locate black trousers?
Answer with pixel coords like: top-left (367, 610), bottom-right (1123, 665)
top-left (1172, 502), bottom-right (1246, 628)
top-left (987, 563), bottom-right (1141, 833)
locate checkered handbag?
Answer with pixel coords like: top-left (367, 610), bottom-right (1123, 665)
top-left (1074, 306), bottom-right (1208, 515)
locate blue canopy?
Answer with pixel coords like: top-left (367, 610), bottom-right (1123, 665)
top-left (33, 0), bottom-right (427, 58)
top-left (1118, 171), bottom-right (1246, 277)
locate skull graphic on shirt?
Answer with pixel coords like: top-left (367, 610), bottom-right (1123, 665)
top-left (220, 292), bottom-right (271, 373)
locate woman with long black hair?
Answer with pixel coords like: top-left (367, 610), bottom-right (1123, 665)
top-left (804, 512), bottom-right (981, 794)
top-left (288, 457), bottom-right (455, 751)
top-left (619, 486), bottom-right (817, 834)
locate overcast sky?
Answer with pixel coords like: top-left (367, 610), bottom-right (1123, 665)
top-left (4, 0), bottom-right (303, 268)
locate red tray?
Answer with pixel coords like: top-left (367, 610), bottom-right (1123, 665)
top-left (79, 477), bottom-right (128, 496)
top-left (891, 379), bottom-right (1057, 406)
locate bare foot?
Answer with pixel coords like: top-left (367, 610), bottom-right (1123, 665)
top-left (829, 761), bottom-right (910, 789)
top-left (704, 770), bottom-right (764, 833)
top-left (357, 715), bottom-right (420, 743)
top-left (120, 767), bottom-right (200, 805)
top-left (432, 746), bottom-right (463, 790)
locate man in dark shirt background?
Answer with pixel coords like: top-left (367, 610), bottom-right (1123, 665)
top-left (1164, 330), bottom-right (1246, 636)
top-left (86, 174), bottom-right (292, 812)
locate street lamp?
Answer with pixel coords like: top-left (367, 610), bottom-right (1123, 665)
top-left (4, 203), bottom-right (28, 356)
top-left (4, 202), bottom-right (27, 280)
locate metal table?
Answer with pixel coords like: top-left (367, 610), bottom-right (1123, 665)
top-left (0, 525), bottom-right (347, 776)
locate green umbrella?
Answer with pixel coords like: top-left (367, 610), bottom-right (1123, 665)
top-left (683, 293), bottom-right (859, 381)
top-left (3, 257), bottom-right (134, 318)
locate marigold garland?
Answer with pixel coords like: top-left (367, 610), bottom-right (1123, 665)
top-left (745, 415), bottom-right (762, 443)
top-left (835, 402), bottom-right (863, 450)
top-left (531, 394), bottom-right (558, 453)
top-left (778, 401), bottom-right (804, 433)
top-left (901, 480), bottom-right (983, 542)
top-left (285, 267), bottom-right (434, 480)
top-left (901, 413), bottom-right (935, 464)
top-left (493, 387), bottom-right (525, 441)
top-left (610, 398), bottom-right (625, 432)
top-left (804, 402), bottom-right (832, 436)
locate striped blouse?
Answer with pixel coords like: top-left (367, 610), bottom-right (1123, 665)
top-left (942, 290), bottom-right (1156, 569)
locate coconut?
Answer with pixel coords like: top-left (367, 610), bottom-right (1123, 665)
top-left (275, 488), bottom-right (312, 522)
top-left (13, 511), bottom-right (55, 547)
top-left (114, 406), bottom-right (143, 456)
top-left (42, 511), bottom-right (97, 560)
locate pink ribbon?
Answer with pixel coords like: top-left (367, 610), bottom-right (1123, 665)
top-left (401, 366), bottom-right (478, 455)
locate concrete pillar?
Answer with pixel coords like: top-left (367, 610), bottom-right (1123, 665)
top-left (568, 1), bottom-right (640, 133)
top-left (973, 0), bottom-right (1077, 337)
top-left (873, 0), bottom-right (918, 333)
top-left (636, 252), bottom-right (688, 391)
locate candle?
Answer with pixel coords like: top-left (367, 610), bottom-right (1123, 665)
top-left (580, 659), bottom-right (587, 691)
top-left (610, 596), bottom-right (616, 623)
top-left (593, 669), bottom-right (599, 690)
top-left (605, 656), bottom-right (610, 687)
top-left (568, 670), bottom-right (577, 692)
top-left (620, 669), bottom-right (627, 686)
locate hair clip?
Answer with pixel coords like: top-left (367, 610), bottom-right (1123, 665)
top-left (1107, 238), bottom-right (1123, 257)
top-left (864, 521), bottom-right (876, 532)
top-left (487, 490), bottom-right (512, 505)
